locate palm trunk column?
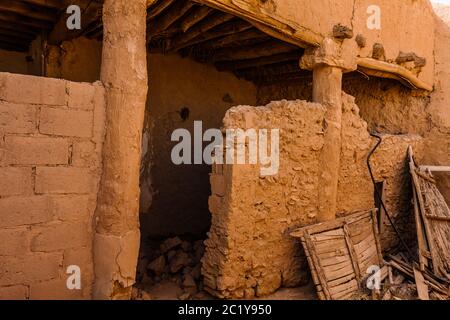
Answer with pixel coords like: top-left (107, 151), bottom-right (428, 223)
top-left (301, 38), bottom-right (357, 222)
top-left (93, 0), bottom-right (148, 299)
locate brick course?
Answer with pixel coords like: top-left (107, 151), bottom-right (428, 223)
top-left (0, 72), bottom-right (106, 299)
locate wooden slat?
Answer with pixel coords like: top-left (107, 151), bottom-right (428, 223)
top-left (0, 11), bottom-right (53, 29)
top-left (180, 5), bottom-right (213, 32)
top-left (148, 0), bottom-right (195, 37)
top-left (18, 0), bottom-right (63, 9)
top-left (408, 146), bottom-right (447, 277)
top-left (0, 35), bottom-right (31, 46)
top-left (419, 166), bottom-right (450, 172)
top-left (213, 40), bottom-right (297, 61)
top-left (147, 0), bottom-right (176, 20)
top-left (47, 0), bottom-right (102, 45)
top-left (175, 20), bottom-right (252, 53)
top-left (414, 267), bottom-right (430, 300)
top-left (0, 0), bottom-right (57, 22)
top-left (0, 28), bottom-right (36, 40)
top-left (169, 12), bottom-right (234, 51)
top-left (0, 20), bottom-right (39, 36)
top-left (343, 223), bottom-right (361, 284)
top-left (0, 42), bottom-right (28, 52)
top-left (216, 50), bottom-right (300, 71)
top-left (204, 28), bottom-right (268, 50)
top-left (303, 231), bottom-right (332, 299)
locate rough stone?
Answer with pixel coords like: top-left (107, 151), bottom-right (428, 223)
top-left (147, 256), bottom-right (166, 276)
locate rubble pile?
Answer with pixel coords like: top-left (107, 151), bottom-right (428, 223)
top-left (132, 236), bottom-right (209, 300)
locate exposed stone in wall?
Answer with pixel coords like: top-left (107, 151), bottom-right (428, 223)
top-left (0, 72), bottom-right (106, 299)
top-left (202, 94), bottom-right (424, 299)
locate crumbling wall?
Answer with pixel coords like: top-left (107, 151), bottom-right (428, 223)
top-left (202, 94), bottom-right (424, 299)
top-left (140, 53), bottom-right (257, 237)
top-left (0, 72), bottom-right (106, 299)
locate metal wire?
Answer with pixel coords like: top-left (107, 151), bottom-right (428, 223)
top-left (367, 132), bottom-right (414, 259)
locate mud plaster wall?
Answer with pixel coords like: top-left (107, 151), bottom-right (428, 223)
top-left (45, 37), bottom-right (102, 83)
top-left (140, 53), bottom-right (257, 237)
top-left (202, 94), bottom-right (424, 299)
top-left (0, 72), bottom-right (106, 299)
top-left (0, 38), bottom-right (43, 76)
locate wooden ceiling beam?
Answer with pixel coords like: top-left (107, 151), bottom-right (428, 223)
top-left (204, 28), bottom-right (268, 50)
top-left (215, 50), bottom-right (302, 71)
top-left (0, 34), bottom-right (31, 46)
top-left (147, 0), bottom-right (176, 20)
top-left (0, 0), bottom-right (58, 22)
top-left (180, 5), bottom-right (213, 33)
top-left (148, 0), bottom-right (195, 38)
top-left (169, 12), bottom-right (234, 51)
top-left (0, 11), bottom-right (53, 29)
top-left (0, 22), bottom-right (39, 37)
top-left (47, 0), bottom-right (102, 45)
top-left (213, 40), bottom-right (298, 62)
top-left (254, 71), bottom-right (312, 86)
top-left (0, 42), bottom-right (29, 52)
top-left (236, 61), bottom-right (302, 80)
top-left (171, 19), bottom-right (251, 51)
top-left (17, 0), bottom-right (64, 10)
top-left (0, 28), bottom-right (36, 41)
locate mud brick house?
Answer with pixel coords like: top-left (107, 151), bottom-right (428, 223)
top-left (0, 0), bottom-right (449, 299)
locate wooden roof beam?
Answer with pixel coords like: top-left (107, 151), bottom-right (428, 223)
top-left (147, 0), bottom-right (176, 20)
top-left (148, 0), bottom-right (195, 38)
top-left (47, 0), bottom-right (103, 45)
top-left (171, 19), bottom-right (252, 52)
top-left (0, 11), bottom-right (53, 29)
top-left (215, 49), bottom-right (301, 71)
top-left (0, 0), bottom-right (58, 22)
top-left (168, 12), bottom-right (234, 51)
top-left (17, 0), bottom-right (64, 10)
top-left (213, 40), bottom-right (298, 62)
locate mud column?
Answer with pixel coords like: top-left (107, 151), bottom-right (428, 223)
top-left (93, 0), bottom-right (148, 299)
top-left (301, 38), bottom-right (357, 222)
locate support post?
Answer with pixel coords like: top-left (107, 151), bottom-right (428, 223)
top-left (93, 0), bottom-right (148, 299)
top-left (301, 38), bottom-right (357, 222)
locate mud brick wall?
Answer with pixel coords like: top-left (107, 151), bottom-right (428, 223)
top-left (202, 94), bottom-right (424, 299)
top-left (0, 72), bottom-right (106, 299)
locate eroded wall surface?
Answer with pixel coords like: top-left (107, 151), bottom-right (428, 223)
top-left (202, 94), bottom-right (424, 299)
top-left (140, 53), bottom-right (257, 237)
top-left (0, 72), bottom-right (106, 299)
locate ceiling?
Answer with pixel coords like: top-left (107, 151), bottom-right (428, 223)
top-left (0, 0), bottom-right (307, 85)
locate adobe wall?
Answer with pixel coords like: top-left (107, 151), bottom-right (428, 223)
top-left (0, 37), bottom-right (43, 76)
top-left (202, 94), bottom-right (424, 299)
top-left (45, 37), bottom-right (102, 83)
top-left (140, 53), bottom-right (257, 237)
top-left (0, 72), bottom-right (106, 299)
top-left (0, 50), bottom-right (28, 75)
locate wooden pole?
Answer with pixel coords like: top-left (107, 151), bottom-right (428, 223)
top-left (93, 0), bottom-right (148, 300)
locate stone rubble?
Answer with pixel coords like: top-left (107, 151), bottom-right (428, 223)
top-left (132, 236), bottom-right (211, 300)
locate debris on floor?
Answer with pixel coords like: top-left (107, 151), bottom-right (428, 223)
top-left (290, 146), bottom-right (450, 300)
top-left (132, 236), bottom-right (211, 300)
